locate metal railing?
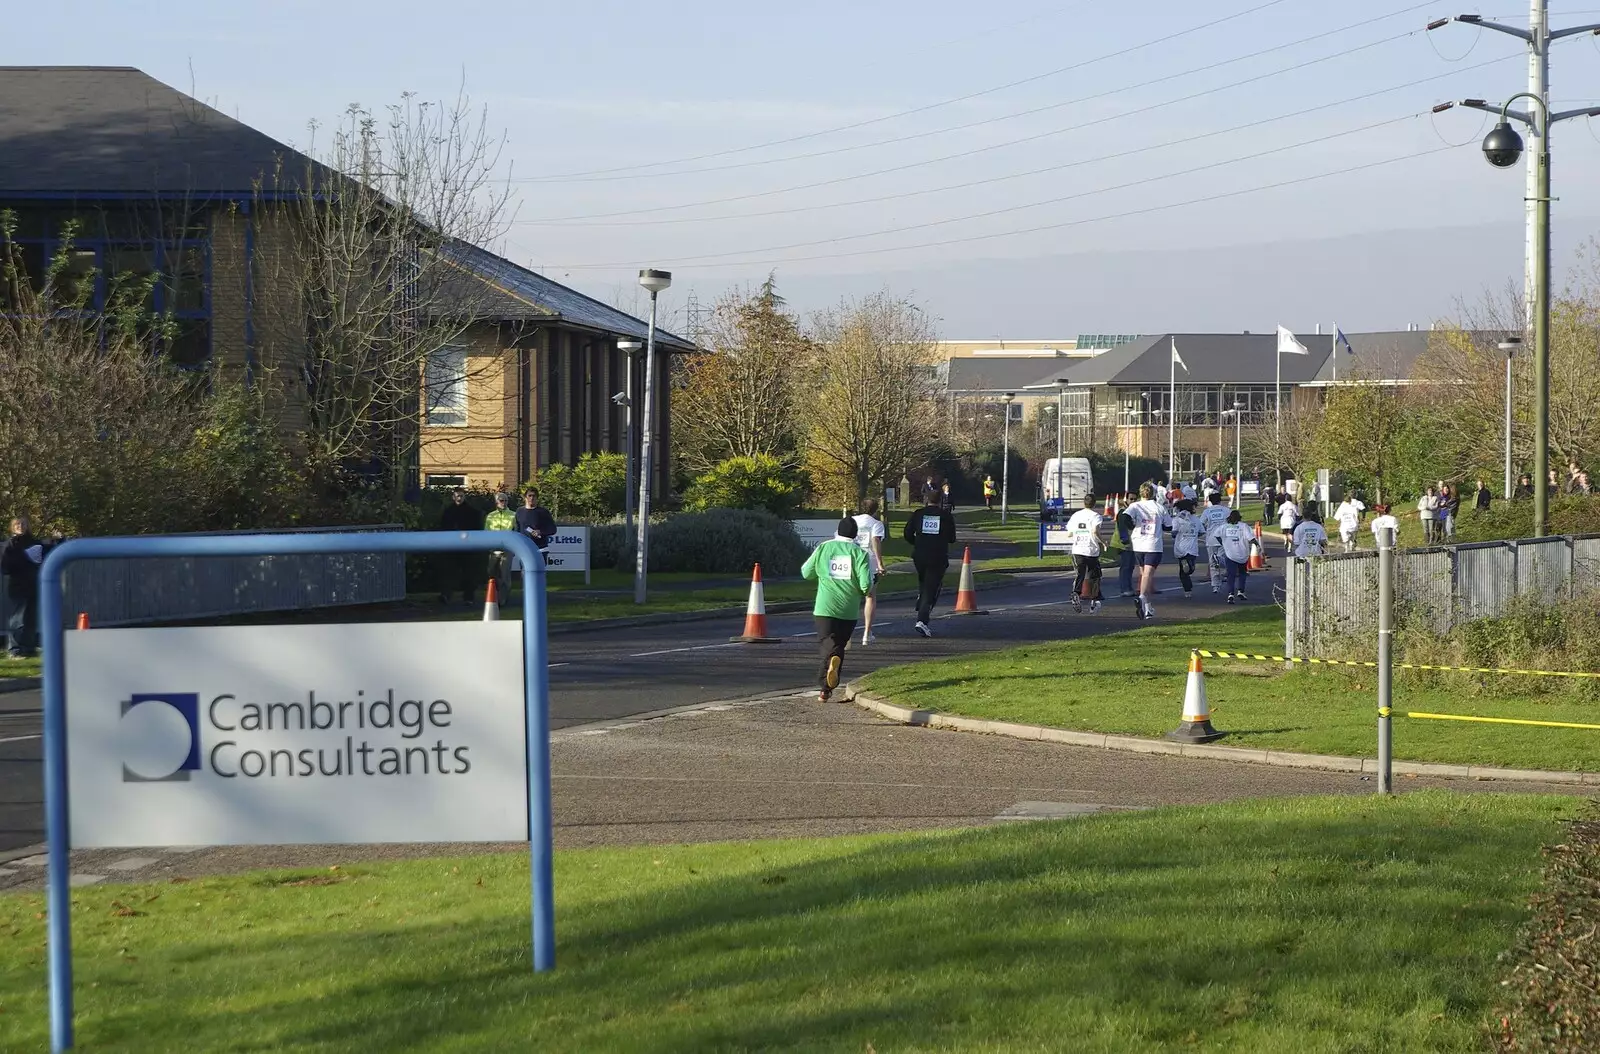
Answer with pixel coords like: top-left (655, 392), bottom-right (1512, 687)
top-left (1286, 533), bottom-right (1600, 657)
top-left (2, 525), bottom-right (405, 633)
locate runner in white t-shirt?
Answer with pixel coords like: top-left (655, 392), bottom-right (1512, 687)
top-left (1171, 499), bottom-right (1201, 597)
top-left (1064, 494), bottom-right (1104, 613)
top-left (1292, 508), bottom-right (1329, 558)
top-left (1126, 482), bottom-right (1170, 620)
top-left (1332, 497), bottom-right (1364, 552)
top-left (852, 498), bottom-right (887, 645)
top-left (1198, 492), bottom-right (1231, 594)
top-left (1370, 504), bottom-right (1401, 547)
top-left (1276, 498), bottom-right (1300, 554)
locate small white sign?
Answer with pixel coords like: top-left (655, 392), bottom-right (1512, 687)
top-left (1041, 525), bottom-right (1073, 553)
top-left (792, 519), bottom-right (839, 548)
top-left (65, 622), bottom-right (528, 848)
top-left (541, 527), bottom-right (589, 572)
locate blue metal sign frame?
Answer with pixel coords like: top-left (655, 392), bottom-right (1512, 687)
top-left (39, 530), bottom-right (555, 1053)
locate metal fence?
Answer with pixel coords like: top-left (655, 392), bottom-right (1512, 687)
top-left (2, 525), bottom-right (406, 634)
top-left (1286, 533), bottom-right (1600, 658)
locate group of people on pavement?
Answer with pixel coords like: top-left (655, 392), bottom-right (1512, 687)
top-left (436, 487), bottom-right (557, 603)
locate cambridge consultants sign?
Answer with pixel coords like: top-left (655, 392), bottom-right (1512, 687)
top-left (65, 621), bottom-right (527, 847)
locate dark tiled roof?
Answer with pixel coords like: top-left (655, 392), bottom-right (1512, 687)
top-left (435, 240), bottom-right (695, 349)
top-left (945, 356), bottom-right (1081, 392)
top-left (1061, 332), bottom-right (1337, 386)
top-left (0, 66), bottom-right (321, 196)
top-left (1310, 330), bottom-right (1435, 381)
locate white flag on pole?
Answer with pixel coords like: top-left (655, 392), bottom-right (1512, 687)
top-left (1276, 325), bottom-right (1309, 356)
top-left (1170, 336), bottom-right (1188, 372)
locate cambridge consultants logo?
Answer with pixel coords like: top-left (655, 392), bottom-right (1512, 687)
top-left (120, 693), bottom-right (202, 782)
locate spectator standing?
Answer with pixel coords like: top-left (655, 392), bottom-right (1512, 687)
top-left (2, 516), bottom-right (44, 658)
top-left (1439, 484), bottom-right (1460, 540)
top-left (484, 492), bottom-right (517, 594)
top-left (851, 498), bottom-right (887, 645)
top-left (1475, 479), bottom-right (1492, 512)
top-left (982, 475), bottom-right (996, 511)
top-left (940, 481), bottom-right (953, 511)
top-left (437, 489), bottom-right (484, 604)
top-left (1514, 473), bottom-right (1534, 500)
top-left (800, 518), bottom-right (872, 703)
top-left (903, 494), bottom-right (957, 637)
top-left (1579, 471), bottom-right (1593, 495)
top-left (1114, 507), bottom-right (1137, 597)
top-left (1417, 485), bottom-right (1441, 544)
top-left (514, 489), bottom-right (557, 553)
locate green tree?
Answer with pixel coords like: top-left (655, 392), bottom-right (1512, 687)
top-left (683, 455), bottom-right (808, 517)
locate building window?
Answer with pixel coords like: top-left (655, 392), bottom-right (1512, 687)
top-left (0, 205), bottom-right (211, 366)
top-left (424, 474), bottom-right (466, 489)
top-left (1176, 452), bottom-right (1208, 475)
top-left (425, 345), bottom-right (468, 427)
top-left (1006, 402), bottom-right (1024, 422)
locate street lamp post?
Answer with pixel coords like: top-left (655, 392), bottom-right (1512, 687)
top-left (1500, 336), bottom-right (1523, 499)
top-left (1001, 393), bottom-right (1015, 525)
top-left (616, 340), bottom-right (642, 537)
top-left (1222, 402), bottom-right (1244, 509)
top-left (1123, 408), bottom-right (1143, 494)
top-left (633, 269), bottom-right (671, 604)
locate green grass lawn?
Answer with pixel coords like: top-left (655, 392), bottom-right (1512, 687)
top-left (0, 792), bottom-right (1573, 1052)
top-left (0, 653), bottom-right (40, 679)
top-left (859, 606), bottom-right (1600, 772)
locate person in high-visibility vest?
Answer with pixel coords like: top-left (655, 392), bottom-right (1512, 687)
top-left (982, 475), bottom-right (996, 510)
top-left (484, 492), bottom-right (517, 596)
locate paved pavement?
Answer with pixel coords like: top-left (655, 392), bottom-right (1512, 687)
top-left (0, 558), bottom-right (1313, 883)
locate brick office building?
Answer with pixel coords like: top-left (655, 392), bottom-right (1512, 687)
top-left (0, 65), bottom-right (689, 495)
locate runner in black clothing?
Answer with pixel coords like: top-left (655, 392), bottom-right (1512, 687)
top-left (903, 500), bottom-right (957, 637)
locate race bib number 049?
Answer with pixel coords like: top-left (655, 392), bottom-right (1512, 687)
top-left (828, 556), bottom-right (854, 580)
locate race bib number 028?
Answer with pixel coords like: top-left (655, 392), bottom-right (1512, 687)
top-left (920, 515), bottom-right (942, 533)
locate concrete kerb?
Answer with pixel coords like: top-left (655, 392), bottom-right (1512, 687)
top-left (0, 677), bottom-right (39, 695)
top-left (845, 683), bottom-right (1598, 786)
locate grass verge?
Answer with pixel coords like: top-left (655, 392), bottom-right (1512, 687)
top-left (858, 606), bottom-right (1600, 772)
top-left (0, 792), bottom-right (1574, 1052)
top-left (0, 654), bottom-right (40, 680)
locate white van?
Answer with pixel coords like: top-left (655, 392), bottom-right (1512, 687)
top-left (1040, 457), bottom-right (1094, 506)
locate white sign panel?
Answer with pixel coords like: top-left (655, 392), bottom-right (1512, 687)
top-left (792, 519), bottom-right (839, 548)
top-left (513, 527), bottom-right (588, 572)
top-left (65, 621), bottom-right (528, 848)
top-left (1041, 525), bottom-right (1073, 553)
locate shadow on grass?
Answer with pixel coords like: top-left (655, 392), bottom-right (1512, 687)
top-left (22, 794), bottom-right (1566, 1053)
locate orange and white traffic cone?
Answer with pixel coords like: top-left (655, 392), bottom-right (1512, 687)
top-left (1247, 523), bottom-right (1267, 570)
top-left (76, 612), bottom-right (89, 630)
top-left (951, 547), bottom-right (988, 615)
top-left (1167, 650), bottom-right (1225, 743)
top-left (1103, 494), bottom-right (1115, 519)
top-left (730, 563), bottom-right (782, 643)
top-left (482, 579), bottom-right (500, 622)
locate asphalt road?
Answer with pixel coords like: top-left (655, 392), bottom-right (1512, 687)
top-left (0, 563), bottom-right (1264, 862)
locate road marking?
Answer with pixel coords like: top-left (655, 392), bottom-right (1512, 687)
top-left (105, 856), bottom-right (161, 872)
top-left (627, 642), bottom-right (743, 658)
top-left (548, 662), bottom-right (571, 669)
top-left (0, 734), bottom-right (40, 745)
top-left (553, 773), bottom-right (1108, 794)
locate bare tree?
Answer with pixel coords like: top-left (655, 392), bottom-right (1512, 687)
top-left (673, 276), bottom-right (811, 473)
top-left (251, 88), bottom-right (515, 495)
top-left (803, 291), bottom-right (942, 506)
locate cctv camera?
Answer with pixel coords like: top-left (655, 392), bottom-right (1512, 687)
top-left (1482, 122), bottom-right (1524, 169)
top-left (611, 391), bottom-right (629, 406)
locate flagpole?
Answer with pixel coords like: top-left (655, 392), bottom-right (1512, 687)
top-left (1331, 323), bottom-right (1337, 384)
top-left (1168, 337), bottom-right (1177, 485)
top-left (1275, 346), bottom-right (1282, 492)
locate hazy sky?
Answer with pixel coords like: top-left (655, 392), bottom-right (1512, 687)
top-left (11, 0), bottom-right (1600, 335)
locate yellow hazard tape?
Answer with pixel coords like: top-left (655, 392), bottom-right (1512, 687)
top-left (1406, 711), bottom-right (1600, 731)
top-left (1196, 649), bottom-right (1600, 680)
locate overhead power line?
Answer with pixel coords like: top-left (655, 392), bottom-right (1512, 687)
top-left (515, 1), bottom-right (1440, 186)
top-left (521, 55), bottom-right (1516, 228)
top-left (516, 0), bottom-right (1300, 182)
top-left (554, 111), bottom-right (1436, 269)
top-left (541, 145), bottom-right (1458, 272)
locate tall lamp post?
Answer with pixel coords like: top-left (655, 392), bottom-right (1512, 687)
top-left (1480, 98), bottom-right (1549, 536)
top-left (616, 339), bottom-right (642, 536)
top-left (1500, 336), bottom-right (1523, 500)
top-left (1123, 408), bottom-right (1143, 494)
top-left (1222, 402), bottom-right (1244, 509)
top-left (633, 268), bottom-right (671, 604)
top-left (1000, 393), bottom-right (1015, 525)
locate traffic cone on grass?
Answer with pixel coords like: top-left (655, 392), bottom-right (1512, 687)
top-left (76, 612), bottom-right (89, 630)
top-left (1247, 523), bottom-right (1267, 571)
top-left (482, 579), bottom-right (500, 622)
top-left (730, 564), bottom-right (782, 643)
top-left (1167, 650), bottom-right (1225, 743)
top-left (951, 547), bottom-right (987, 615)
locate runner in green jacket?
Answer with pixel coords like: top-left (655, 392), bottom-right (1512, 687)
top-left (801, 518), bottom-right (873, 702)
